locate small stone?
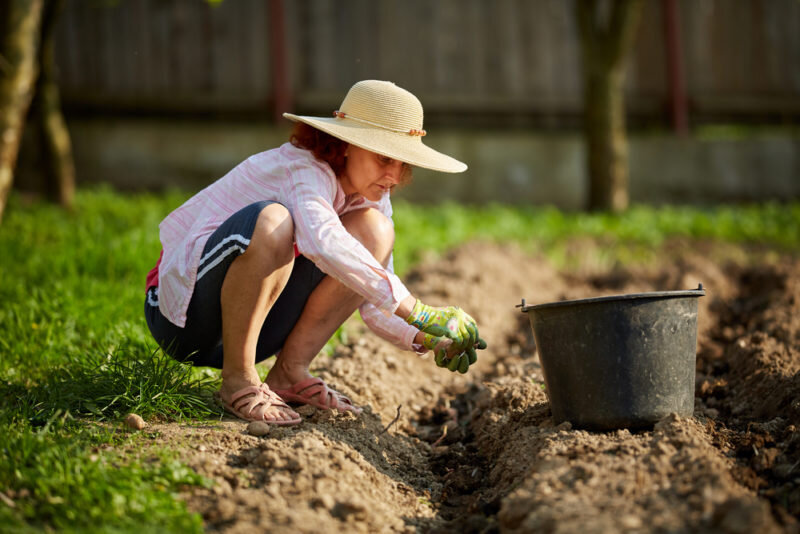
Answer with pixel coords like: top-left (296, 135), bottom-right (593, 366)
top-left (247, 421), bottom-right (271, 436)
top-left (620, 515), bottom-right (642, 529)
top-left (124, 413), bottom-right (146, 430)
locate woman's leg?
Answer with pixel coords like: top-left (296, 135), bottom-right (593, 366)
top-left (217, 203), bottom-right (299, 422)
top-left (265, 207), bottom-right (395, 392)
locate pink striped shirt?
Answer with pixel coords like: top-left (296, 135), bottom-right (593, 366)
top-left (155, 142), bottom-right (420, 351)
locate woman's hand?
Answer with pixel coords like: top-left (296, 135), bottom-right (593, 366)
top-left (406, 299), bottom-right (488, 373)
top-left (416, 330), bottom-right (488, 373)
top-left (405, 299), bottom-right (478, 349)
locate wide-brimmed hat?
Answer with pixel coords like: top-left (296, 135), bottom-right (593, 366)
top-left (283, 80), bottom-right (467, 173)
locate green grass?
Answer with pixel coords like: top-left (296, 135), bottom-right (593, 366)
top-left (1, 189), bottom-right (215, 532)
top-left (1, 187), bottom-right (798, 531)
top-left (0, 415), bottom-right (208, 533)
top-left (391, 201), bottom-right (799, 274)
top-left (4, 347), bottom-right (220, 426)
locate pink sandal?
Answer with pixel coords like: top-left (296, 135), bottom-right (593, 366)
top-left (272, 377), bottom-right (362, 414)
top-left (219, 383), bottom-right (302, 425)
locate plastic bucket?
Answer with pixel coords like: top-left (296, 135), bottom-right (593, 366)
top-left (519, 286), bottom-right (705, 431)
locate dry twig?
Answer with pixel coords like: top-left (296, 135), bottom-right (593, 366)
top-left (431, 425), bottom-right (448, 447)
top-left (379, 405), bottom-right (402, 435)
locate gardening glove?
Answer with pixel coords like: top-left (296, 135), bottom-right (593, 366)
top-left (406, 299), bottom-right (479, 351)
top-left (442, 336), bottom-right (488, 373)
top-left (407, 299), bottom-right (488, 373)
top-left (418, 330), bottom-right (454, 366)
top-left (422, 333), bottom-right (487, 374)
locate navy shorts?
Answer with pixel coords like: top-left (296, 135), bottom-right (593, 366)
top-left (144, 201), bottom-right (327, 368)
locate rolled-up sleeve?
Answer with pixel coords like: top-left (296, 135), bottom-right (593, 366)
top-left (287, 159), bottom-right (412, 316)
top-left (356, 198), bottom-right (422, 351)
top-left (360, 299), bottom-right (420, 351)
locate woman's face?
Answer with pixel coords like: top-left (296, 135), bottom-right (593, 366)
top-left (340, 145), bottom-right (406, 201)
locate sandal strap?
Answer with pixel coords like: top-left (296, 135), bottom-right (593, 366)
top-left (230, 384), bottom-right (290, 418)
top-left (290, 378), bottom-right (336, 409)
top-left (286, 377), bottom-right (357, 411)
top-left (258, 383), bottom-right (293, 409)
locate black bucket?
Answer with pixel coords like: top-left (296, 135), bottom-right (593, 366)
top-left (519, 285), bottom-right (705, 431)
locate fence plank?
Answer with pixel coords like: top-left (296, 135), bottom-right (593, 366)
top-left (52, 0), bottom-right (800, 122)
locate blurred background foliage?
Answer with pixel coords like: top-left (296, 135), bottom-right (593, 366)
top-left (2, 0), bottom-right (799, 221)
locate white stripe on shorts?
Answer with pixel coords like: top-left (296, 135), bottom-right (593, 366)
top-left (147, 287), bottom-right (159, 307)
top-left (196, 234), bottom-right (250, 281)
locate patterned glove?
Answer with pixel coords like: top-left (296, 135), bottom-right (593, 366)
top-left (406, 299), bottom-right (479, 351)
top-left (439, 337), bottom-right (488, 373)
top-left (418, 330), bottom-right (453, 366)
top-left (407, 300), bottom-right (488, 373)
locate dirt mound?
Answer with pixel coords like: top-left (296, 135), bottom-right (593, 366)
top-left (136, 241), bottom-right (799, 533)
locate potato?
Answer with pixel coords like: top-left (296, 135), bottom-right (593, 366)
top-left (124, 413), bottom-right (146, 430)
top-left (247, 421), bottom-right (271, 437)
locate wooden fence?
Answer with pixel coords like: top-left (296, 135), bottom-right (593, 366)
top-left (55, 0), bottom-right (800, 125)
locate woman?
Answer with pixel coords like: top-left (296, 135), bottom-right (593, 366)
top-left (144, 80), bottom-right (486, 425)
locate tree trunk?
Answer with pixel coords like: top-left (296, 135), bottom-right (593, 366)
top-left (576, 0), bottom-right (643, 213)
top-left (0, 0), bottom-right (44, 223)
top-left (34, 0), bottom-right (74, 209)
top-left (584, 61), bottom-right (628, 212)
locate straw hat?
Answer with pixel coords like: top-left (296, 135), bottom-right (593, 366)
top-left (283, 80), bottom-right (467, 173)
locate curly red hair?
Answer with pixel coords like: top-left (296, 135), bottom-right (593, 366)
top-left (289, 122), bottom-right (412, 187)
top-left (289, 122), bottom-right (349, 177)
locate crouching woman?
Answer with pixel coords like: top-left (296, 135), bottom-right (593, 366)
top-left (144, 80), bottom-right (486, 425)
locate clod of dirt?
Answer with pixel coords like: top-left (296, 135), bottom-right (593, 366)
top-left (246, 421), bottom-right (271, 437)
top-left (124, 413), bottom-right (146, 430)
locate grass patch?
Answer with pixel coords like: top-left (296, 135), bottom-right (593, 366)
top-left (1, 189), bottom-right (217, 531)
top-left (3, 347), bottom-right (221, 426)
top-left (0, 415), bottom-right (208, 533)
top-left (1, 187), bottom-right (798, 531)
top-left (391, 200), bottom-right (799, 274)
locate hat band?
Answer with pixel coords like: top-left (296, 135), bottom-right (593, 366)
top-left (333, 110), bottom-right (426, 137)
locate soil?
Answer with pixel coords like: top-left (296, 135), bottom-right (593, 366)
top-left (134, 240), bottom-right (800, 533)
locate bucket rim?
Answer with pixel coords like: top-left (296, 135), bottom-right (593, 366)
top-left (519, 287), bottom-right (705, 313)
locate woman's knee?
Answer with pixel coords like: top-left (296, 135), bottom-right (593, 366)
top-left (341, 208), bottom-right (395, 266)
top-left (249, 203), bottom-right (295, 263)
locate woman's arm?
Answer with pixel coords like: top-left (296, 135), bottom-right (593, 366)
top-left (397, 297), bottom-right (429, 347)
top-left (395, 294), bottom-right (417, 319)
top-left (289, 161), bottom-right (412, 315)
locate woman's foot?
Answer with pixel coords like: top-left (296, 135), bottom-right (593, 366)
top-left (218, 375), bottom-right (300, 424)
top-left (263, 359), bottom-right (315, 393)
top-left (266, 360), bottom-right (362, 414)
